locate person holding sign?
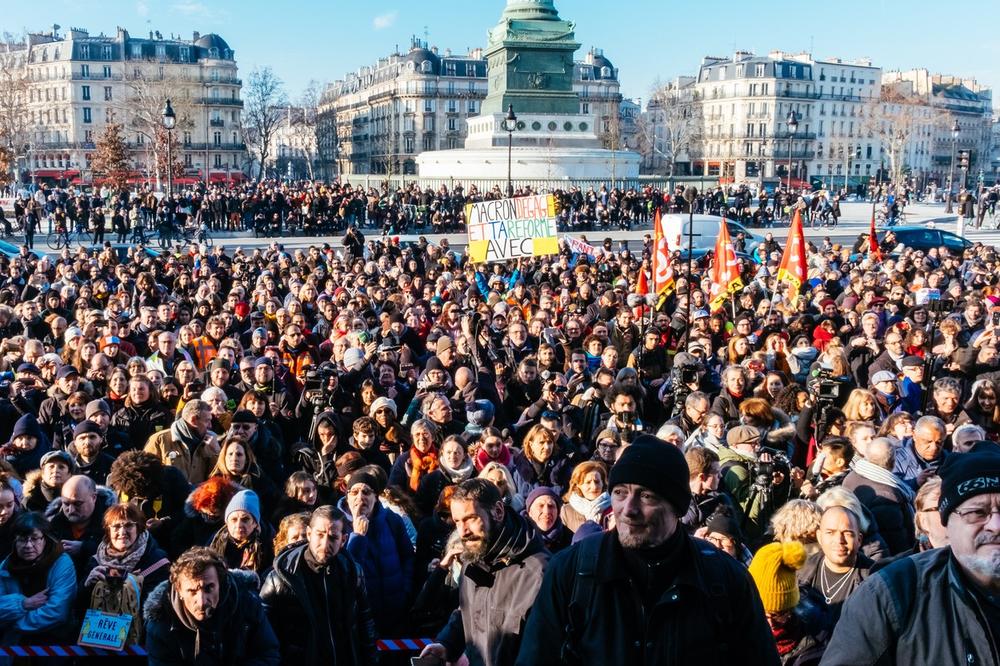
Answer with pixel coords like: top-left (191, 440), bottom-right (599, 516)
top-left (0, 512), bottom-right (77, 645)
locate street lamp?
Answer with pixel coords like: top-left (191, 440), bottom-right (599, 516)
top-left (946, 119), bottom-right (959, 214)
top-left (785, 110), bottom-right (798, 193)
top-left (501, 104), bottom-right (517, 198)
top-left (161, 99), bottom-right (176, 197)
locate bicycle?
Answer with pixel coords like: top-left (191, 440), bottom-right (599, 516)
top-left (45, 225), bottom-right (77, 250)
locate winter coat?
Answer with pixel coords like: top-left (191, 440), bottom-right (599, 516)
top-left (144, 427), bottom-right (219, 485)
top-left (0, 550), bottom-right (76, 644)
top-left (80, 536), bottom-right (171, 610)
top-left (260, 544), bottom-right (378, 666)
top-left (143, 568), bottom-right (280, 666)
top-left (2, 414), bottom-right (51, 478)
top-left (337, 497), bottom-right (414, 635)
top-left (842, 470), bottom-right (916, 556)
top-left (110, 402), bottom-right (171, 452)
top-left (510, 450), bottom-right (570, 503)
top-left (437, 511), bottom-right (549, 666)
top-left (515, 531), bottom-right (779, 666)
top-left (415, 463), bottom-right (475, 516)
top-left (822, 549), bottom-right (999, 666)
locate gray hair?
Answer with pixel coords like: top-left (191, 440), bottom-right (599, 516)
top-left (817, 487), bottom-right (869, 533)
top-left (914, 415), bottom-right (946, 437)
top-left (866, 437), bottom-right (896, 471)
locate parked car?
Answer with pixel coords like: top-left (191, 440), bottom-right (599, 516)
top-left (849, 225), bottom-right (973, 261)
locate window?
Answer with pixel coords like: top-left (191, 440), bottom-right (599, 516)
top-left (102, 45), bottom-right (112, 60)
top-left (136, 133), bottom-right (144, 145)
top-left (424, 99), bottom-right (434, 112)
top-left (131, 44), bottom-right (142, 58)
top-left (421, 60), bottom-right (432, 74)
top-left (213, 132), bottom-right (222, 146)
top-left (755, 63), bottom-right (765, 77)
top-left (404, 137), bottom-right (414, 153)
top-left (214, 154), bottom-right (222, 167)
top-left (423, 116), bottom-right (435, 132)
top-left (104, 109), bottom-right (113, 123)
top-left (448, 118), bottom-right (457, 131)
top-left (84, 130), bottom-right (93, 143)
top-left (466, 63), bottom-right (476, 77)
top-left (581, 102), bottom-right (589, 114)
top-left (184, 153), bottom-right (192, 166)
top-left (155, 44), bottom-right (166, 60)
top-left (83, 108), bottom-right (92, 123)
top-left (448, 99), bottom-right (457, 112)
top-left (104, 86), bottom-right (112, 101)
top-left (103, 65), bottom-right (111, 78)
top-left (468, 101), bottom-right (477, 114)
top-left (81, 85), bottom-right (91, 101)
top-left (81, 64), bottom-right (90, 78)
top-left (179, 47), bottom-right (190, 63)
top-left (80, 44), bottom-right (90, 60)
top-left (445, 62), bottom-right (456, 76)
top-left (183, 131), bottom-right (192, 146)
top-left (422, 135), bottom-right (434, 151)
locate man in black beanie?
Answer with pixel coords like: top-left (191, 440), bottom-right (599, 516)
top-left (517, 435), bottom-right (778, 665)
top-left (825, 441), bottom-right (1000, 665)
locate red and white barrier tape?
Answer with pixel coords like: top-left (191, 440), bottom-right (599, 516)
top-left (0, 639), bottom-right (436, 656)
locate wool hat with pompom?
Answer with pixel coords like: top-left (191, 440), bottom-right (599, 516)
top-left (748, 540), bottom-right (808, 613)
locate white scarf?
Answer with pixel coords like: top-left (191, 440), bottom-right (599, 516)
top-left (440, 457), bottom-right (475, 484)
top-left (852, 458), bottom-right (916, 503)
top-left (568, 491), bottom-right (611, 523)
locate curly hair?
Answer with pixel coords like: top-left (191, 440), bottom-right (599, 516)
top-left (107, 450), bottom-right (164, 499)
top-left (190, 477), bottom-right (241, 517)
top-left (170, 546), bottom-right (226, 588)
top-left (770, 499), bottom-right (822, 544)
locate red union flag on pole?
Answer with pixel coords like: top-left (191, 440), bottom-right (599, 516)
top-left (708, 220), bottom-right (744, 312)
top-left (776, 208), bottom-right (808, 304)
top-left (651, 208), bottom-right (675, 296)
top-left (867, 210), bottom-right (882, 261)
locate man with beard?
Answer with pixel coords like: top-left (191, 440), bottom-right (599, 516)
top-left (516, 436), bottom-right (778, 665)
top-left (824, 443), bottom-right (1000, 664)
top-left (419, 478), bottom-right (549, 666)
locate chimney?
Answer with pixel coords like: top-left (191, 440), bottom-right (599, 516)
top-left (193, 31), bottom-right (200, 41)
top-left (444, 48), bottom-right (451, 57)
top-left (430, 46), bottom-right (438, 55)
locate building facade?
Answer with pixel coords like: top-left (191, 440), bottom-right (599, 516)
top-left (3, 26), bottom-right (244, 186)
top-left (881, 69), bottom-right (993, 191)
top-left (266, 105), bottom-right (320, 181)
top-left (317, 39), bottom-right (622, 176)
top-left (684, 50), bottom-right (882, 190)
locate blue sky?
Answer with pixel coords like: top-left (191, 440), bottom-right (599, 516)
top-left (5, 0), bottom-right (1000, 106)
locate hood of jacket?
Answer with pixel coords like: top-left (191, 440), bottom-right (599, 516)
top-left (44, 485), bottom-right (117, 522)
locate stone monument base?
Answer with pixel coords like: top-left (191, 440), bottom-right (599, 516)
top-left (416, 145), bottom-right (640, 181)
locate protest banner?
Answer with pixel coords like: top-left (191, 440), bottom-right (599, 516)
top-left (465, 194), bottom-right (559, 264)
top-left (565, 236), bottom-right (597, 256)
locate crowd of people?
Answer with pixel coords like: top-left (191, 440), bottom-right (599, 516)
top-left (0, 176), bottom-right (993, 665)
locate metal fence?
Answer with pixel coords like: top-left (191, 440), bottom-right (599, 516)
top-left (337, 174), bottom-right (682, 192)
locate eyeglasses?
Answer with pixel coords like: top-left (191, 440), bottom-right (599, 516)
top-left (109, 522), bottom-right (137, 532)
top-left (953, 506), bottom-right (1000, 525)
top-left (14, 534), bottom-right (44, 545)
top-left (597, 441), bottom-right (620, 450)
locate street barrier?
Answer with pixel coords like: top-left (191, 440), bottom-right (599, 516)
top-left (0, 638), bottom-right (437, 656)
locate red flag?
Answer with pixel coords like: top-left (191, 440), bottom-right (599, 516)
top-left (708, 220), bottom-right (744, 312)
top-left (868, 211), bottom-right (882, 261)
top-left (636, 264), bottom-right (649, 296)
top-left (651, 208), bottom-right (675, 296)
top-left (776, 208), bottom-right (808, 304)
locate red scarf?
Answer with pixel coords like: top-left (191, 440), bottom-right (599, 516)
top-left (475, 444), bottom-right (512, 471)
top-left (409, 446), bottom-right (439, 492)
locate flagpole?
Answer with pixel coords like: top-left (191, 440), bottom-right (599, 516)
top-left (685, 188), bottom-right (697, 335)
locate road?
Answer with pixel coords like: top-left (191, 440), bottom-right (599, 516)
top-left (47, 200), bottom-right (1000, 255)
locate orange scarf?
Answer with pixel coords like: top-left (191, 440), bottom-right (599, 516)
top-left (409, 446), bottom-right (439, 492)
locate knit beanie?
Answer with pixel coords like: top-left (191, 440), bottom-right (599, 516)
top-left (748, 541), bottom-right (808, 613)
top-left (466, 400), bottom-right (495, 428)
top-left (607, 435), bottom-right (691, 515)
top-left (939, 441), bottom-right (1000, 525)
top-left (525, 486), bottom-right (560, 513)
top-left (369, 396), bottom-right (397, 418)
top-left (72, 420), bottom-right (103, 439)
top-left (225, 489), bottom-right (261, 524)
top-left (85, 399), bottom-right (111, 419)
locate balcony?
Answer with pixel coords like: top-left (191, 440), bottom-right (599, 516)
top-left (182, 142), bottom-right (247, 152)
top-left (209, 119), bottom-right (225, 128)
top-left (71, 73), bottom-right (123, 81)
top-left (775, 89), bottom-right (820, 100)
top-left (772, 149), bottom-right (816, 159)
top-left (196, 97), bottom-right (244, 107)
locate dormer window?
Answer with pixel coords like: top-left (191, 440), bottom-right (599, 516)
top-left (421, 60), bottom-right (432, 74)
top-left (209, 47), bottom-right (219, 59)
top-left (600, 66), bottom-right (611, 79)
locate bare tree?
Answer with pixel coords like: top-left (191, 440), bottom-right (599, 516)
top-left (242, 67), bottom-right (287, 182)
top-left (862, 85), bottom-right (935, 189)
top-left (119, 65), bottom-right (196, 188)
top-left (0, 41), bottom-right (31, 185)
top-left (642, 79), bottom-right (702, 177)
top-left (288, 80), bottom-right (320, 180)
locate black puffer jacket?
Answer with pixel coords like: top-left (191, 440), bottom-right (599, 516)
top-left (260, 543), bottom-right (377, 666)
top-left (842, 470), bottom-right (915, 556)
top-left (110, 402), bottom-right (171, 451)
top-left (144, 568), bottom-right (280, 666)
top-left (516, 531), bottom-right (779, 666)
top-left (437, 510), bottom-right (549, 666)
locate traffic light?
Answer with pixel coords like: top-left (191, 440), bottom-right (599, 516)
top-left (958, 150), bottom-right (970, 169)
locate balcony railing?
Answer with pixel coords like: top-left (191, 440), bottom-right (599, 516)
top-left (196, 97), bottom-right (244, 107)
top-left (71, 73), bottom-right (123, 81)
top-left (182, 142), bottom-right (247, 151)
top-left (209, 119), bottom-right (225, 127)
top-left (772, 149), bottom-right (816, 159)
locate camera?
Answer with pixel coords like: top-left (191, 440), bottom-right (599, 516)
top-left (303, 365), bottom-right (337, 406)
top-left (926, 298), bottom-right (955, 314)
top-left (680, 365), bottom-right (699, 385)
top-left (750, 447), bottom-right (790, 504)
